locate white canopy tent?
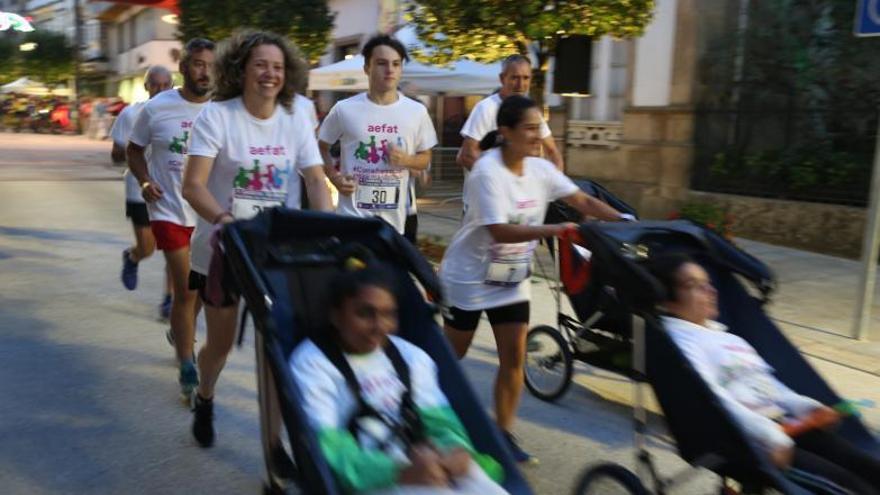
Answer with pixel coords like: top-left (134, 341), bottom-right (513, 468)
top-left (309, 55), bottom-right (501, 95)
top-left (308, 27), bottom-right (502, 95)
top-left (1, 77), bottom-right (71, 96)
top-left (1, 77), bottom-right (39, 93)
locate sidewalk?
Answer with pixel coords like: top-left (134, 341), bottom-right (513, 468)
top-left (416, 180), bottom-right (880, 377)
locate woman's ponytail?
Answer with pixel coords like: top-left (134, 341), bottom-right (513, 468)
top-left (479, 130), bottom-right (503, 151)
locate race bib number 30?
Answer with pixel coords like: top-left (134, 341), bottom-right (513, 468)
top-left (356, 175), bottom-right (400, 210)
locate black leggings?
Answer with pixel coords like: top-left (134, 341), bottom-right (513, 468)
top-left (788, 429), bottom-right (880, 494)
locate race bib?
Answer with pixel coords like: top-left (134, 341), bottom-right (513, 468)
top-left (231, 192), bottom-right (284, 220)
top-left (484, 242), bottom-right (535, 287)
top-left (356, 174), bottom-right (400, 210)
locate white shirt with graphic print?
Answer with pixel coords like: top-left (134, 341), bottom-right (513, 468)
top-left (129, 89), bottom-right (204, 226)
top-left (290, 335), bottom-right (449, 463)
top-left (439, 148), bottom-right (578, 310)
top-left (318, 92), bottom-right (437, 233)
top-left (187, 97), bottom-right (324, 275)
top-left (110, 101), bottom-right (147, 203)
top-left (662, 316), bottom-right (822, 454)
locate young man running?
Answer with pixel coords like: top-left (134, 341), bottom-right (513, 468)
top-left (127, 38), bottom-right (215, 400)
top-left (456, 54), bottom-right (564, 171)
top-left (319, 35), bottom-right (437, 235)
top-left (112, 65), bottom-right (174, 319)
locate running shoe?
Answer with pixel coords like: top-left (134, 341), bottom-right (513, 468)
top-left (269, 444), bottom-right (297, 481)
top-left (503, 431), bottom-right (538, 465)
top-left (121, 249), bottom-right (138, 290)
top-left (158, 294), bottom-right (171, 321)
top-left (192, 393), bottom-right (215, 448)
top-left (179, 360), bottom-right (199, 402)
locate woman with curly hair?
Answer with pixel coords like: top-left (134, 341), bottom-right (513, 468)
top-left (182, 30), bottom-right (333, 448)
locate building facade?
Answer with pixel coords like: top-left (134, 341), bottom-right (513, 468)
top-left (91, 2), bottom-right (180, 101)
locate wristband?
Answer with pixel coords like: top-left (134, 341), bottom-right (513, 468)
top-left (212, 211), bottom-right (233, 225)
top-left (140, 181), bottom-right (152, 190)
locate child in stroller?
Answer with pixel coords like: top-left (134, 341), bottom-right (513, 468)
top-left (648, 253), bottom-right (880, 495)
top-left (289, 261), bottom-right (508, 494)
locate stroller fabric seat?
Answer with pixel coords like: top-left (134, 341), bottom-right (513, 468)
top-left (222, 208), bottom-right (534, 495)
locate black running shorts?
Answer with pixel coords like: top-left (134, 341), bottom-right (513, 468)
top-left (188, 269), bottom-right (239, 308)
top-left (125, 201), bottom-right (150, 227)
top-left (442, 301), bottom-right (530, 332)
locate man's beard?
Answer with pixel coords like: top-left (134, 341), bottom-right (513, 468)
top-left (185, 78), bottom-right (211, 97)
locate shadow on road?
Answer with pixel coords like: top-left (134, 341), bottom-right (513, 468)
top-left (0, 226), bottom-right (126, 246)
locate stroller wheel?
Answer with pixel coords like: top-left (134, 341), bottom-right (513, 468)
top-left (524, 325), bottom-right (573, 402)
top-left (574, 463), bottom-right (650, 495)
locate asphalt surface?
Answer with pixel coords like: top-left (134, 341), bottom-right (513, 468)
top-left (2, 132), bottom-right (877, 495)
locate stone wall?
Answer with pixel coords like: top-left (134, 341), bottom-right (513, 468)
top-left (566, 106), bottom-right (695, 219)
top-left (687, 191), bottom-right (866, 259)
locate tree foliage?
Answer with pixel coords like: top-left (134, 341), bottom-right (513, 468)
top-left (177, 0), bottom-right (335, 64)
top-left (696, 0), bottom-right (880, 205)
top-left (0, 36), bottom-right (21, 84)
top-left (3, 31), bottom-right (75, 85)
top-left (406, 0), bottom-right (655, 105)
top-left (702, 0), bottom-right (880, 112)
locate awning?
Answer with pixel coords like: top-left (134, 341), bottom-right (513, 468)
top-left (91, 0), bottom-right (179, 15)
top-left (309, 27), bottom-right (501, 95)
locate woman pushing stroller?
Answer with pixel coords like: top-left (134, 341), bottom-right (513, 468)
top-left (648, 253), bottom-right (880, 494)
top-left (289, 263), bottom-right (509, 494)
top-left (439, 94), bottom-right (632, 463)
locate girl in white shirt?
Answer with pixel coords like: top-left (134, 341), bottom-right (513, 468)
top-left (649, 254), bottom-right (880, 494)
top-left (439, 95), bottom-right (627, 463)
top-left (291, 264), bottom-right (508, 494)
top-left (182, 30), bottom-right (333, 449)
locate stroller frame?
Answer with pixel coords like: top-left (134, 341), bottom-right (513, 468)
top-left (222, 209), bottom-right (535, 495)
top-left (528, 237), bottom-right (736, 494)
top-left (523, 220), bottom-right (877, 494)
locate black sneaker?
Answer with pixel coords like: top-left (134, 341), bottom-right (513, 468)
top-left (192, 393), bottom-right (215, 448)
top-left (503, 431), bottom-right (538, 465)
top-left (269, 444), bottom-right (297, 482)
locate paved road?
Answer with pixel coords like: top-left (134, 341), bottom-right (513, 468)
top-left (1, 133), bottom-right (876, 495)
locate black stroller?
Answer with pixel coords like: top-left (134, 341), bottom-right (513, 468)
top-left (221, 208), bottom-right (534, 494)
top-left (525, 217), bottom-right (880, 493)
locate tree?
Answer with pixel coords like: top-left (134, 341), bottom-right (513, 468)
top-left (0, 36), bottom-right (21, 84)
top-left (406, 0), bottom-right (655, 107)
top-left (18, 31), bottom-right (75, 85)
top-left (177, 0), bottom-right (335, 64)
top-left (696, 0), bottom-right (880, 204)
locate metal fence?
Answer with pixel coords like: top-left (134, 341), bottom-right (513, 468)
top-left (690, 108), bottom-right (877, 207)
top-left (430, 147), bottom-right (464, 182)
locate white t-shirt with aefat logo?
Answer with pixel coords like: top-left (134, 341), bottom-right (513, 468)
top-left (186, 97), bottom-right (324, 275)
top-left (439, 148), bottom-right (578, 310)
top-left (109, 101), bottom-right (147, 203)
top-left (318, 92), bottom-right (437, 233)
top-left (129, 89), bottom-right (204, 226)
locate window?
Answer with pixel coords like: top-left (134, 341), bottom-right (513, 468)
top-left (117, 24), bottom-right (125, 54)
top-left (569, 37), bottom-right (630, 122)
top-left (334, 42), bottom-right (359, 62)
top-left (128, 14), bottom-right (137, 50)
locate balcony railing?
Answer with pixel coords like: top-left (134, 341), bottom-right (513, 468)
top-left (567, 120), bottom-right (623, 149)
